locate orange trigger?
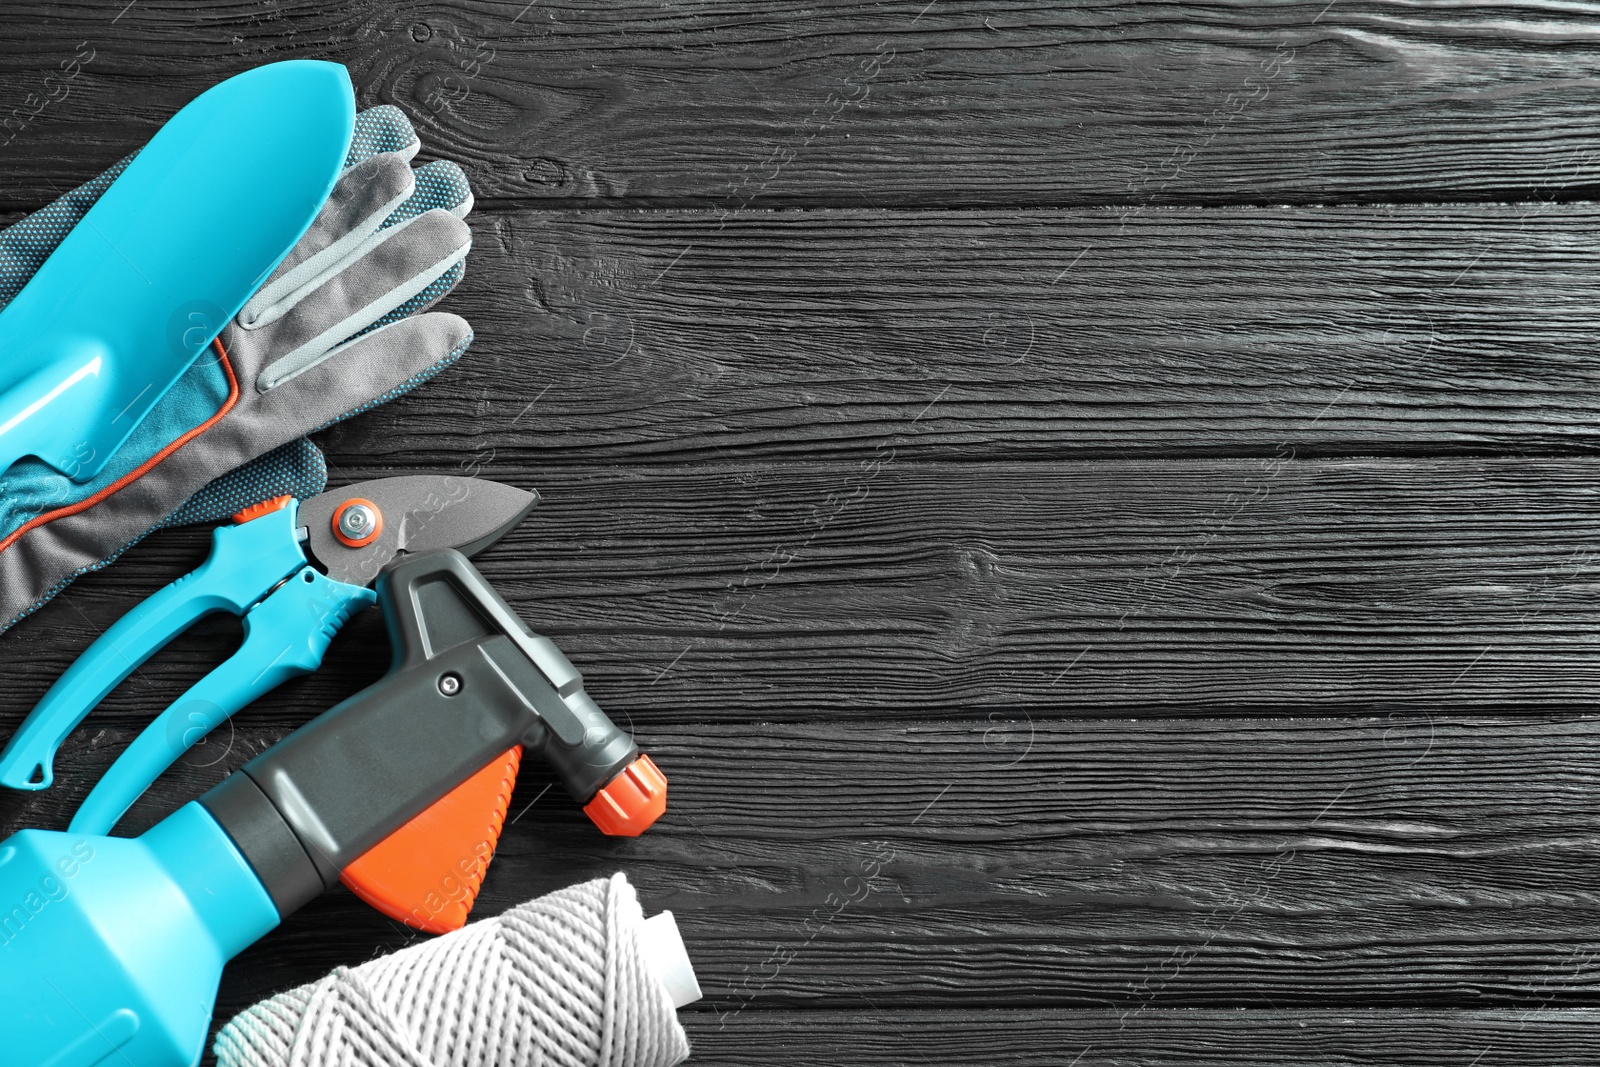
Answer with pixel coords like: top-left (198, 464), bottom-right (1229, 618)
top-left (340, 746), bottom-right (522, 934)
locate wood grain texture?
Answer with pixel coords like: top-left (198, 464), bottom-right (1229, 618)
top-left (687, 1008), bottom-right (1600, 1065)
top-left (9, 457), bottom-right (1600, 726)
top-left (6, 3), bottom-right (1600, 1064)
top-left (10, 716), bottom-right (1600, 1019)
top-left (10, 2), bottom-right (1600, 208)
top-left (299, 202), bottom-right (1600, 466)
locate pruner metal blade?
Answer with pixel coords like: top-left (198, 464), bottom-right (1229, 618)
top-left (298, 475), bottom-right (538, 588)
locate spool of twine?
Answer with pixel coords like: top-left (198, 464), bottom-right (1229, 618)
top-left (215, 873), bottom-right (692, 1067)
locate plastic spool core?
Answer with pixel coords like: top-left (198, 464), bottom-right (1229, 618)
top-left (639, 911), bottom-right (701, 1009)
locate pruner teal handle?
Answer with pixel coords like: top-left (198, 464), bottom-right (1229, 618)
top-left (70, 566), bottom-right (376, 835)
top-left (0, 502), bottom-right (309, 792)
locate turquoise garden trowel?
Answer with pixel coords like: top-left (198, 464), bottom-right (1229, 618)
top-left (0, 61), bottom-right (354, 482)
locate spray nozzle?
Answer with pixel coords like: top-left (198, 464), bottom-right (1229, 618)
top-left (198, 547), bottom-right (666, 934)
top-left (585, 754), bottom-right (669, 836)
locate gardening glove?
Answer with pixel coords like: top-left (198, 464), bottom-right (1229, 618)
top-left (0, 105), bottom-right (474, 632)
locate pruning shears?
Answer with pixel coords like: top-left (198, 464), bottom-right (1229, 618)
top-left (0, 474), bottom-right (538, 836)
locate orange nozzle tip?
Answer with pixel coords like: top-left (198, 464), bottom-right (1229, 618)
top-left (584, 754), bottom-right (667, 837)
top-left (232, 495), bottom-right (294, 525)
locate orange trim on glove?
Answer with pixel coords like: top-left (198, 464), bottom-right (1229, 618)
top-left (0, 336), bottom-right (240, 555)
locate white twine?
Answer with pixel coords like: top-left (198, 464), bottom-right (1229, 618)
top-left (215, 873), bottom-right (691, 1067)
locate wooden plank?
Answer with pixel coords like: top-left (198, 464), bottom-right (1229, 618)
top-left (9, 456), bottom-right (1600, 725)
top-left (685, 1008), bottom-right (1600, 1066)
top-left (306, 203), bottom-right (1600, 467)
top-left (11, 716), bottom-right (1600, 1015)
top-left (10, 3), bottom-right (1600, 208)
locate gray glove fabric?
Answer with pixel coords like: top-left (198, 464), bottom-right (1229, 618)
top-left (0, 105), bottom-right (474, 631)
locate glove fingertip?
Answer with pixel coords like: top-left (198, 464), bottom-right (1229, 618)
top-left (405, 159), bottom-right (475, 223)
top-left (347, 105), bottom-right (421, 168)
top-left (436, 311), bottom-right (473, 352)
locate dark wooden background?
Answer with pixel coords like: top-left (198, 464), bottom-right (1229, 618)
top-left (7, 1), bottom-right (1600, 1063)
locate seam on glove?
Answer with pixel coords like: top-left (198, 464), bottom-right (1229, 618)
top-left (239, 167), bottom-right (417, 331)
top-left (255, 223), bottom-right (472, 393)
top-left (0, 336), bottom-right (240, 556)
